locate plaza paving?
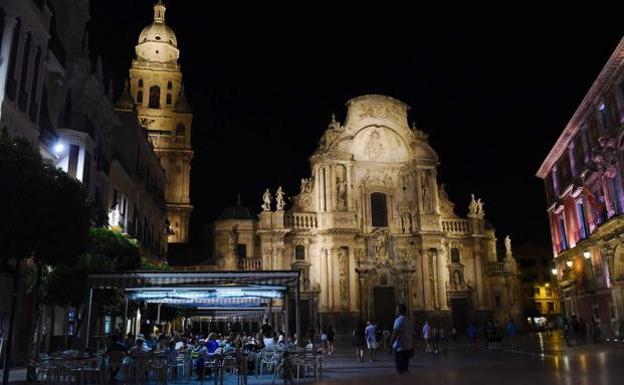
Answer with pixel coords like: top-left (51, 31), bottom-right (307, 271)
top-left (3, 333), bottom-right (624, 384)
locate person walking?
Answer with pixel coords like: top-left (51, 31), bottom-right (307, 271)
top-left (422, 320), bottom-right (432, 352)
top-left (352, 321), bottom-right (365, 362)
top-left (467, 321), bottom-right (478, 352)
top-left (327, 326), bottom-right (336, 354)
top-left (365, 321), bottom-right (378, 361)
top-left (391, 304), bottom-right (415, 374)
top-left (506, 319), bottom-right (518, 349)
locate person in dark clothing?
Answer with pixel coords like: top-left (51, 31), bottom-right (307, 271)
top-left (327, 326), bottom-right (335, 354)
top-left (105, 334), bottom-right (127, 382)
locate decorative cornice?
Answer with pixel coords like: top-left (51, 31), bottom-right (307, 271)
top-left (537, 36), bottom-right (624, 178)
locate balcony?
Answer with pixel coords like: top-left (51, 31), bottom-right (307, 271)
top-left (284, 213), bottom-right (318, 229)
top-left (442, 219), bottom-right (470, 234)
top-left (149, 133), bottom-right (186, 149)
top-left (237, 258), bottom-right (262, 271)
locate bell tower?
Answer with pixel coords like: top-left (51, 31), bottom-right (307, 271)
top-left (128, 1), bottom-right (193, 243)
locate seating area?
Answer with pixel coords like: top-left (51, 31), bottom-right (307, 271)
top-left (29, 343), bottom-right (325, 384)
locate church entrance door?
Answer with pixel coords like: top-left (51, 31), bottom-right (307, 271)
top-left (451, 298), bottom-right (472, 333)
top-left (373, 287), bottom-right (396, 331)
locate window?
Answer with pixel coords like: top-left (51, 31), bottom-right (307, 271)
top-left (545, 286), bottom-right (553, 297)
top-left (495, 294), bottom-right (501, 307)
top-left (30, 48), bottom-right (41, 108)
top-left (18, 33), bottom-right (32, 110)
top-left (547, 302), bottom-right (555, 313)
top-left (558, 214), bottom-right (568, 251)
top-left (83, 151), bottom-right (91, 186)
top-left (138, 79), bottom-right (143, 88)
top-left (149, 85), bottom-right (160, 108)
top-left (599, 103), bottom-right (609, 131)
top-left (535, 302), bottom-right (542, 313)
top-left (451, 248), bottom-right (460, 263)
top-left (370, 192), bottom-right (388, 227)
top-left (295, 245), bottom-right (305, 260)
top-left (236, 243), bottom-right (246, 258)
top-left (611, 173), bottom-right (624, 214)
top-left (67, 144), bottom-right (80, 178)
top-left (166, 93), bottom-right (172, 105)
top-left (136, 91), bottom-right (143, 103)
top-left (6, 19), bottom-right (21, 100)
top-left (167, 81), bottom-right (172, 89)
top-left (534, 287), bottom-right (541, 296)
top-left (176, 123), bottom-right (185, 136)
top-left (576, 201), bottom-right (588, 240)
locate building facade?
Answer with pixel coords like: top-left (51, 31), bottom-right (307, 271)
top-left (537, 36), bottom-right (624, 337)
top-left (210, 94), bottom-right (521, 332)
top-left (1, 0), bottom-right (169, 364)
top-left (515, 243), bottom-right (560, 329)
top-left (126, 1), bottom-right (193, 244)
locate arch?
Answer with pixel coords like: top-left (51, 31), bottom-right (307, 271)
top-left (149, 85), bottom-right (160, 108)
top-left (451, 248), bottom-right (460, 263)
top-left (351, 125), bottom-right (410, 163)
top-left (371, 192), bottom-right (388, 227)
top-left (176, 123), bottom-right (185, 136)
top-left (295, 245), bottom-right (305, 260)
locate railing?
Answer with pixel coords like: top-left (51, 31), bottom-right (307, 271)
top-left (237, 258), bottom-right (262, 271)
top-left (441, 219), bottom-right (470, 233)
top-left (284, 213), bottom-right (318, 229)
top-left (149, 133), bottom-right (187, 149)
top-left (178, 264), bottom-right (218, 272)
top-left (487, 262), bottom-right (509, 275)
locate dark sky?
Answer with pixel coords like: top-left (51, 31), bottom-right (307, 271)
top-left (89, 2), bottom-right (624, 252)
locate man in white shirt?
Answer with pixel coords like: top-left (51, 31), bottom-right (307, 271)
top-left (390, 304), bottom-right (414, 374)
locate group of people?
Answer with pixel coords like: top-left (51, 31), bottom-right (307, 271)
top-left (562, 315), bottom-right (601, 346)
top-left (104, 323), bottom-right (310, 382)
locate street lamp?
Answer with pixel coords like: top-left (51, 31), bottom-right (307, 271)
top-left (566, 260), bottom-right (573, 268)
top-left (53, 141), bottom-right (66, 156)
top-left (583, 251), bottom-right (591, 260)
top-left (551, 268), bottom-right (558, 275)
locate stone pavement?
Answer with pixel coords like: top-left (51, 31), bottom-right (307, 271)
top-left (3, 333), bottom-right (624, 384)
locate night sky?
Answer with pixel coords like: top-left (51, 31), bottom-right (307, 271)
top-left (89, 2), bottom-right (624, 253)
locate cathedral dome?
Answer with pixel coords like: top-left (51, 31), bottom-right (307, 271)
top-left (217, 198), bottom-right (257, 221)
top-left (135, 1), bottom-right (180, 63)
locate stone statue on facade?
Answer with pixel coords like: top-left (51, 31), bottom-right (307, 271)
top-left (337, 179), bottom-right (347, 210)
top-left (421, 173), bottom-right (432, 211)
top-left (261, 188), bottom-right (271, 211)
top-left (229, 224), bottom-right (239, 252)
top-left (300, 178), bottom-right (312, 193)
top-left (476, 198), bottom-right (485, 218)
top-left (504, 235), bottom-right (512, 255)
top-left (468, 194), bottom-right (478, 217)
top-left (276, 186), bottom-right (286, 211)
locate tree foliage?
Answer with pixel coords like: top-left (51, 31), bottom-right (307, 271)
top-left (45, 228), bottom-right (141, 311)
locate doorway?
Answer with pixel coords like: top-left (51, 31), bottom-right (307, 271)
top-left (373, 287), bottom-right (396, 331)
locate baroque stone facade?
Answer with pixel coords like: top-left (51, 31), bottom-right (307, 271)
top-left (212, 95), bottom-right (521, 331)
top-left (127, 1), bottom-right (193, 243)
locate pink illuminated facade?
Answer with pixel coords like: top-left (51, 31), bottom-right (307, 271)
top-left (537, 36), bottom-right (624, 337)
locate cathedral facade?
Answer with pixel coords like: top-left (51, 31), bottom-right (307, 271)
top-left (127, 1), bottom-right (193, 243)
top-left (214, 94), bottom-right (521, 331)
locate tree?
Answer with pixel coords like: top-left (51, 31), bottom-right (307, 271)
top-left (0, 131), bottom-right (90, 385)
top-left (44, 228), bottom-right (142, 342)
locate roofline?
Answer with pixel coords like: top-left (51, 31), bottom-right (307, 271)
top-left (536, 36), bottom-right (624, 179)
